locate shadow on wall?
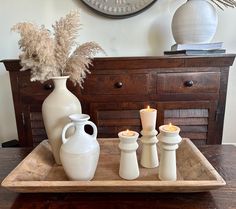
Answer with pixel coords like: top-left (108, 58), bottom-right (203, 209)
top-left (148, 14), bottom-right (175, 56)
top-left (0, 68), bottom-right (18, 143)
top-left (147, 0), bottom-right (177, 55)
top-left (148, 20), bottom-right (166, 55)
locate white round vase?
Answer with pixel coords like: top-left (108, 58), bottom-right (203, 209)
top-left (171, 0), bottom-right (218, 44)
top-left (42, 76), bottom-right (82, 165)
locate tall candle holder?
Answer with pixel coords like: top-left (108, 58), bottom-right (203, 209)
top-left (157, 124), bottom-right (182, 181)
top-left (118, 130), bottom-right (139, 180)
top-left (140, 106), bottom-right (159, 168)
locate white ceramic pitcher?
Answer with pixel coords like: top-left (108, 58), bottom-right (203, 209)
top-left (60, 114), bottom-right (100, 181)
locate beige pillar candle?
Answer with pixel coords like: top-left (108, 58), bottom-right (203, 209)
top-left (140, 106), bottom-right (157, 131)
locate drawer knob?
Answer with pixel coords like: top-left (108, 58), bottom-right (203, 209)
top-left (184, 80), bottom-right (194, 87)
top-left (114, 82), bottom-right (123, 88)
top-left (44, 83), bottom-right (54, 90)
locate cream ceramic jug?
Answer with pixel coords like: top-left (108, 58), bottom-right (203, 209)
top-left (60, 114), bottom-right (100, 181)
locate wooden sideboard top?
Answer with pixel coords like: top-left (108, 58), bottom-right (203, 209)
top-left (1, 54), bottom-right (236, 71)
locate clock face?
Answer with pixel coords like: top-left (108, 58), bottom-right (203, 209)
top-left (81, 0), bottom-right (157, 18)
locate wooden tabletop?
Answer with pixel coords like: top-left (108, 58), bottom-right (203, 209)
top-left (0, 145), bottom-right (236, 209)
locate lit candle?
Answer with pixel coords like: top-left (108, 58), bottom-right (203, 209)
top-left (157, 123), bottom-right (182, 181)
top-left (140, 106), bottom-right (159, 168)
top-left (122, 129), bottom-right (136, 137)
top-left (162, 123), bottom-right (178, 132)
top-left (140, 105), bottom-right (157, 131)
top-left (146, 105), bottom-right (153, 112)
top-left (118, 130), bottom-right (139, 180)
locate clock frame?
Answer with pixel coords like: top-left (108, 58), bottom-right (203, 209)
top-left (81, 0), bottom-right (157, 18)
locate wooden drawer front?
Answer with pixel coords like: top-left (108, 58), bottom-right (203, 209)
top-left (18, 73), bottom-right (77, 99)
top-left (82, 74), bottom-right (150, 95)
top-left (18, 73), bottom-right (53, 96)
top-left (157, 72), bottom-right (220, 94)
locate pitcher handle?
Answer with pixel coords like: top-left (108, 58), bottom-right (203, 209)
top-left (62, 122), bottom-right (75, 144)
top-left (85, 121), bottom-right (98, 139)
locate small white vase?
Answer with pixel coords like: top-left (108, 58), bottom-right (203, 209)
top-left (60, 114), bottom-right (100, 181)
top-left (42, 76), bottom-right (82, 165)
top-left (171, 0), bottom-right (218, 44)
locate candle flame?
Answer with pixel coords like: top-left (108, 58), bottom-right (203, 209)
top-left (122, 129), bottom-right (135, 137)
top-left (146, 105), bottom-right (153, 112)
top-left (163, 123), bottom-right (178, 132)
top-left (167, 123), bottom-right (177, 132)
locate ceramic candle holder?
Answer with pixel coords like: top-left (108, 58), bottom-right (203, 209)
top-left (140, 130), bottom-right (159, 168)
top-left (157, 124), bottom-right (182, 181)
top-left (118, 130), bottom-right (139, 180)
top-left (140, 107), bottom-right (159, 168)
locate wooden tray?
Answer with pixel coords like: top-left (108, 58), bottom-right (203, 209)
top-left (1, 138), bottom-right (225, 193)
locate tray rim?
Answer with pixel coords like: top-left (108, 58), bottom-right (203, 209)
top-left (1, 138), bottom-right (226, 193)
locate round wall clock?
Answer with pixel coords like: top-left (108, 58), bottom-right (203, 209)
top-left (81, 0), bottom-right (157, 19)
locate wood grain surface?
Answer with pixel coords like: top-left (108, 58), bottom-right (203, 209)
top-left (1, 138), bottom-right (226, 193)
top-left (0, 144), bottom-right (236, 209)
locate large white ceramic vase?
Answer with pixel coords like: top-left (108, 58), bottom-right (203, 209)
top-left (171, 0), bottom-right (218, 44)
top-left (42, 76), bottom-right (82, 165)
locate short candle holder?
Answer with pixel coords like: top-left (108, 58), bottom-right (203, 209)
top-left (140, 129), bottom-right (159, 168)
top-left (157, 124), bottom-right (182, 181)
top-left (118, 130), bottom-right (139, 180)
top-left (140, 106), bottom-right (158, 168)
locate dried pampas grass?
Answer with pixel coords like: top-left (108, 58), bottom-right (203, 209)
top-left (12, 10), bottom-right (104, 87)
top-left (210, 0), bottom-right (236, 9)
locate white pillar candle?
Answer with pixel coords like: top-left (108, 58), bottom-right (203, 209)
top-left (157, 123), bottom-right (182, 181)
top-left (140, 106), bottom-right (157, 131)
top-left (118, 130), bottom-right (139, 180)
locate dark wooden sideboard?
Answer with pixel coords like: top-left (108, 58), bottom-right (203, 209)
top-left (2, 55), bottom-right (235, 147)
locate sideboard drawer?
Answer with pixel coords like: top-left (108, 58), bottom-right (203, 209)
top-left (18, 72), bottom-right (55, 96)
top-left (19, 74), bottom-right (77, 101)
top-left (82, 73), bottom-right (150, 95)
top-left (156, 72), bottom-right (220, 94)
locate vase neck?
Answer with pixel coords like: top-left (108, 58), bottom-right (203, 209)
top-left (75, 122), bottom-right (85, 132)
top-left (69, 114), bottom-right (90, 135)
top-left (52, 76), bottom-right (69, 90)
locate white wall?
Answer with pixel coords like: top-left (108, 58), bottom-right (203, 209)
top-left (0, 0), bottom-right (236, 144)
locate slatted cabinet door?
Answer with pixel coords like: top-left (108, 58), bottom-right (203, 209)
top-left (20, 105), bottom-right (46, 147)
top-left (29, 106), bottom-right (47, 146)
top-left (89, 102), bottom-right (155, 138)
top-left (157, 101), bottom-right (217, 146)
